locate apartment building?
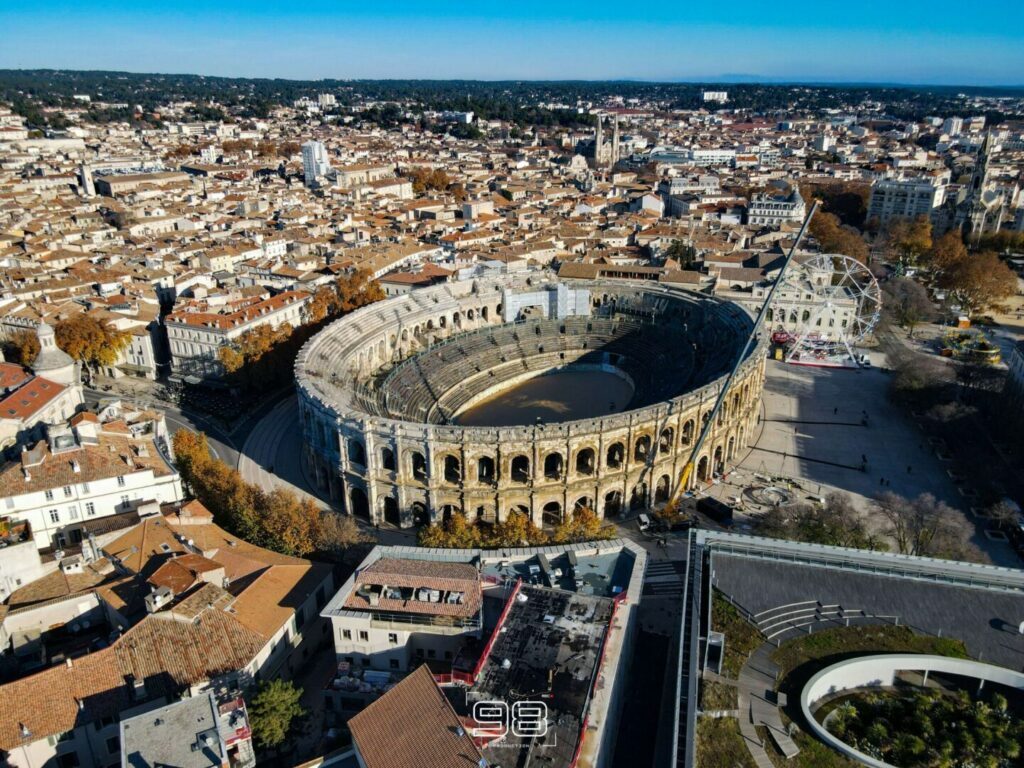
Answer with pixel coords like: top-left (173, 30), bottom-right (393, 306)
top-left (0, 503), bottom-right (334, 768)
top-left (867, 176), bottom-right (947, 225)
top-left (0, 419), bottom-right (183, 551)
top-left (165, 290), bottom-right (310, 379)
top-left (747, 185), bottom-right (807, 227)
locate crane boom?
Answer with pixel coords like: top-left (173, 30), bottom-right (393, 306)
top-left (668, 201), bottom-right (819, 506)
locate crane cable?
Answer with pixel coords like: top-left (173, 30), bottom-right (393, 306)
top-left (668, 201), bottom-right (819, 506)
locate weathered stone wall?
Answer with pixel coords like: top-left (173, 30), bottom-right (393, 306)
top-left (296, 276), bottom-right (766, 527)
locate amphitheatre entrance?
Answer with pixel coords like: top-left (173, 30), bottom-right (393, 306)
top-left (453, 368), bottom-right (635, 426)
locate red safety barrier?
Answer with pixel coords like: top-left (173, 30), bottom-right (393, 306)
top-left (469, 577), bottom-right (523, 683)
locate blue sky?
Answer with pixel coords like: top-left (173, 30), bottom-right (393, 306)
top-left (2, 1), bottom-right (1022, 85)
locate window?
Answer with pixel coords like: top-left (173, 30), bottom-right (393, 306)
top-left (57, 753), bottom-right (80, 768)
top-left (63, 486), bottom-right (72, 497)
top-left (45, 489), bottom-right (54, 501)
top-left (342, 629), bottom-right (352, 640)
top-left (116, 476), bottom-right (126, 488)
top-left (358, 630), bottom-right (368, 642)
top-left (49, 509), bottom-right (60, 524)
top-left (389, 659), bottom-right (400, 669)
top-left (388, 633), bottom-right (398, 644)
top-left (68, 506), bottom-right (78, 521)
top-left (120, 495), bottom-right (129, 506)
top-left (86, 502), bottom-right (95, 516)
top-left (106, 736), bottom-right (119, 755)
top-left (427, 649), bottom-right (436, 659)
top-left (81, 482), bottom-right (89, 493)
top-left (295, 607), bottom-right (306, 630)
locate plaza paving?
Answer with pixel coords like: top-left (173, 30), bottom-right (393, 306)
top-left (709, 356), bottom-right (1021, 566)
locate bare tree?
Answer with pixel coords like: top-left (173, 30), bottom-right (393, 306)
top-left (317, 510), bottom-right (372, 560)
top-left (755, 493), bottom-right (880, 550)
top-left (884, 277), bottom-right (934, 337)
top-left (872, 492), bottom-right (982, 562)
top-left (987, 500), bottom-right (1021, 531)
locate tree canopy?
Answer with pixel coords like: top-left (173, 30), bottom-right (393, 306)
top-left (55, 314), bottom-right (130, 368)
top-left (248, 679), bottom-right (305, 749)
top-left (172, 429), bottom-right (370, 557)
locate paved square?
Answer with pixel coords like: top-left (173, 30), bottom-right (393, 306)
top-left (710, 358), bottom-right (1020, 566)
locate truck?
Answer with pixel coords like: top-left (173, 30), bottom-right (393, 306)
top-left (697, 496), bottom-right (734, 527)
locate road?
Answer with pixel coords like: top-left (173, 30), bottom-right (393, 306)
top-left (85, 386), bottom-right (237, 464)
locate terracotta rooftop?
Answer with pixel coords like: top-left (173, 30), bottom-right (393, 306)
top-left (348, 665), bottom-right (483, 768)
top-left (343, 558), bottom-right (481, 619)
top-left (0, 433), bottom-right (173, 497)
top-left (0, 375), bottom-right (65, 422)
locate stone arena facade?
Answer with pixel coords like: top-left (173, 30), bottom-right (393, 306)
top-left (295, 276), bottom-right (766, 528)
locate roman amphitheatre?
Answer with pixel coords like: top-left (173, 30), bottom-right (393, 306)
top-left (295, 275), bottom-right (765, 528)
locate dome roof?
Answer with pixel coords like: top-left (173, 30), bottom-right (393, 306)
top-left (32, 322), bottom-right (76, 373)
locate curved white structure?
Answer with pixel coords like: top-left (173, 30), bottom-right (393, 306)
top-left (801, 654), bottom-right (1024, 768)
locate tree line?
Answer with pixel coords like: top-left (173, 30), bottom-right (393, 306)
top-left (418, 506), bottom-right (616, 548)
top-left (217, 269), bottom-right (385, 395)
top-left (172, 429), bottom-right (369, 559)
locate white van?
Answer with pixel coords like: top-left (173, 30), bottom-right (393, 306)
top-left (637, 513), bottom-right (651, 531)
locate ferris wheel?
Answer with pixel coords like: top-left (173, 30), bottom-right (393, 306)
top-left (776, 254), bottom-right (882, 367)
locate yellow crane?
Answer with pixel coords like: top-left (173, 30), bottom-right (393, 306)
top-left (668, 202), bottom-right (819, 509)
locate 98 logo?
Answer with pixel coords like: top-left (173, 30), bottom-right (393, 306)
top-left (471, 700), bottom-right (549, 738)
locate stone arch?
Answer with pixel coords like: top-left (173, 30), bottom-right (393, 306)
top-left (380, 447), bottom-right (396, 472)
top-left (509, 503), bottom-right (530, 519)
top-left (383, 496), bottom-right (400, 526)
top-left (350, 487), bottom-right (370, 520)
top-left (510, 454), bottom-right (530, 483)
top-left (656, 474), bottom-right (671, 502)
top-left (575, 447), bottom-right (596, 476)
top-left (481, 306), bottom-right (490, 321)
top-left (543, 452), bottom-right (564, 481)
top-left (348, 438), bottom-right (366, 466)
top-left (467, 308), bottom-right (475, 320)
top-left (408, 450), bottom-right (428, 482)
top-left (477, 455), bottom-right (496, 484)
top-left (713, 445), bottom-right (725, 475)
top-left (727, 435), bottom-right (736, 461)
top-left (441, 503), bottom-right (459, 522)
top-left (603, 490), bottom-right (622, 517)
top-left (630, 482), bottom-right (648, 510)
top-left (542, 500), bottom-right (562, 527)
top-left (658, 427), bottom-right (674, 455)
top-left (633, 434), bottom-right (651, 462)
top-left (442, 454), bottom-right (461, 484)
top-left (697, 455), bottom-right (710, 483)
top-left (681, 419), bottom-right (695, 446)
top-left (573, 496), bottom-right (593, 512)
top-left (606, 442), bottom-right (625, 470)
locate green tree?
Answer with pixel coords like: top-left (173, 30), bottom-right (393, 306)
top-left (248, 679), bottom-right (305, 749)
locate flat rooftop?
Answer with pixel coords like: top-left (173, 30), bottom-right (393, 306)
top-left (472, 585), bottom-right (615, 768)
